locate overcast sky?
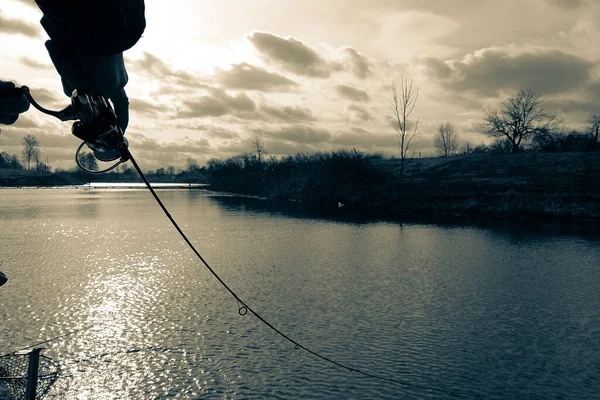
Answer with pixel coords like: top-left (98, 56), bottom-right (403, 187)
top-left (1, 0), bottom-right (599, 170)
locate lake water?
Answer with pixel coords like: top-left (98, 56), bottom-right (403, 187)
top-left (1, 188), bottom-right (599, 399)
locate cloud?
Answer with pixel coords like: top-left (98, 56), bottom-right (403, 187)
top-left (128, 52), bottom-right (206, 88)
top-left (174, 123), bottom-right (239, 139)
top-left (0, 121), bottom-right (76, 149)
top-left (26, 88), bottom-right (65, 108)
top-left (545, 0), bottom-right (587, 9)
top-left (330, 127), bottom-right (396, 149)
top-left (260, 104), bottom-right (315, 123)
top-left (178, 89), bottom-right (256, 119)
top-left (422, 46), bottom-right (593, 98)
top-left (247, 31), bottom-right (334, 78)
top-left (337, 47), bottom-right (371, 79)
top-left (0, 11), bottom-right (40, 38)
top-left (335, 84), bottom-right (370, 102)
top-left (129, 98), bottom-right (165, 117)
top-left (260, 125), bottom-right (331, 144)
top-left (544, 80), bottom-right (600, 117)
top-left (215, 63), bottom-right (298, 92)
top-left (127, 132), bottom-right (211, 153)
top-left (345, 103), bottom-right (373, 121)
top-left (19, 57), bottom-right (53, 70)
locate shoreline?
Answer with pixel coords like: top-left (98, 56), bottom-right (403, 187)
top-left (2, 152), bottom-right (599, 223)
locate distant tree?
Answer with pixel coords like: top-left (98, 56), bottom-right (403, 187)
top-left (186, 157), bottom-right (199, 172)
top-left (155, 167), bottom-right (165, 176)
top-left (252, 135), bottom-right (266, 163)
top-left (461, 142), bottom-right (473, 156)
top-left (530, 127), bottom-right (565, 152)
top-left (22, 134), bottom-right (40, 170)
top-left (0, 152), bottom-right (22, 169)
top-left (484, 89), bottom-right (556, 153)
top-left (434, 122), bottom-right (458, 157)
top-left (588, 114), bottom-right (600, 143)
top-left (79, 152), bottom-right (98, 171)
top-left (167, 165), bottom-right (176, 175)
top-left (390, 77), bottom-right (419, 180)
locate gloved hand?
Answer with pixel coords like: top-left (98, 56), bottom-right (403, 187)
top-left (45, 40), bottom-right (130, 131)
top-left (0, 81), bottom-right (30, 125)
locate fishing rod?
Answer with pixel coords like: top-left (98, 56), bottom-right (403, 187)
top-left (19, 86), bottom-right (479, 399)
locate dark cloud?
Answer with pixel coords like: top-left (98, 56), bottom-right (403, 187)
top-left (339, 47), bottom-right (371, 79)
top-left (422, 48), bottom-right (593, 98)
top-left (128, 52), bottom-right (206, 88)
top-left (260, 125), bottom-right (331, 144)
top-left (179, 89), bottom-right (256, 119)
top-left (346, 103), bottom-right (373, 121)
top-left (247, 31), bottom-right (333, 78)
top-left (215, 63), bottom-right (298, 92)
top-left (19, 57), bottom-right (53, 70)
top-left (129, 98), bottom-right (165, 117)
top-left (260, 104), bottom-right (314, 123)
top-left (174, 123), bottom-right (239, 139)
top-left (335, 84), bottom-right (370, 102)
top-left (546, 0), bottom-right (587, 9)
top-left (544, 80), bottom-right (600, 117)
top-left (0, 12), bottom-right (40, 38)
top-left (330, 128), bottom-right (396, 149)
top-left (127, 132), bottom-right (210, 153)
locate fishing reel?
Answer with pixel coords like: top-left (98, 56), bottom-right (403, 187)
top-left (21, 86), bottom-right (130, 173)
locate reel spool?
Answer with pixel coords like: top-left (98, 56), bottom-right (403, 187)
top-left (21, 86), bottom-right (130, 173)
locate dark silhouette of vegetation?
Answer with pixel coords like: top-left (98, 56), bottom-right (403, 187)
top-left (588, 114), bottom-right (599, 143)
top-left (208, 150), bottom-right (387, 205)
top-left (22, 134), bottom-right (40, 170)
top-left (484, 89), bottom-right (557, 153)
top-left (434, 122), bottom-right (458, 157)
top-left (0, 152), bottom-right (23, 170)
top-left (390, 78), bottom-right (419, 180)
top-left (79, 152), bottom-right (99, 172)
top-left (253, 135), bottom-right (266, 163)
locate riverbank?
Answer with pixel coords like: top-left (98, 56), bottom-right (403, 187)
top-left (2, 152), bottom-right (598, 221)
top-left (207, 152), bottom-right (600, 222)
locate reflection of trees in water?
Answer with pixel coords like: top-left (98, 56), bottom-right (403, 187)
top-left (208, 195), bottom-right (600, 241)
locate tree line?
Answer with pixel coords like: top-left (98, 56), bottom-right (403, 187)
top-left (429, 89), bottom-right (599, 158)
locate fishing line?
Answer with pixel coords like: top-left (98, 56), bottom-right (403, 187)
top-left (125, 150), bottom-right (478, 399)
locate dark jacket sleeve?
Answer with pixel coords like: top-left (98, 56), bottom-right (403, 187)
top-left (36, 0), bottom-right (146, 55)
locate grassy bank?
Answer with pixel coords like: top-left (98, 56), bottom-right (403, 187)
top-left (207, 151), bottom-right (600, 221)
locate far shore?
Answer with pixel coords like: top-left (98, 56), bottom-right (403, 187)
top-left (2, 152), bottom-right (599, 222)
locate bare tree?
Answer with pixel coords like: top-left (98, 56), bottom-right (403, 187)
top-left (588, 114), bottom-right (600, 143)
top-left (434, 122), bottom-right (458, 157)
top-left (22, 134), bottom-right (40, 170)
top-left (484, 89), bottom-right (556, 153)
top-left (391, 78), bottom-right (419, 180)
top-left (253, 135), bottom-right (266, 163)
top-left (461, 142), bottom-right (473, 155)
top-left (167, 165), bottom-right (176, 175)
